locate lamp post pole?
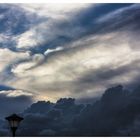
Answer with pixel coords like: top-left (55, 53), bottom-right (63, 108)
top-left (11, 127), bottom-right (17, 137)
top-left (5, 114), bottom-right (24, 137)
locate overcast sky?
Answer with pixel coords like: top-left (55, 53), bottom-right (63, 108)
top-left (0, 3), bottom-right (140, 116)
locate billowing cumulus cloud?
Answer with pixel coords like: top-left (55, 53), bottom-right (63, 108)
top-left (2, 85), bottom-right (140, 136)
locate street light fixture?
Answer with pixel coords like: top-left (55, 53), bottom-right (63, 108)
top-left (5, 114), bottom-right (24, 137)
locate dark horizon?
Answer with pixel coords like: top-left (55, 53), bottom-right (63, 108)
top-left (1, 84), bottom-right (140, 136)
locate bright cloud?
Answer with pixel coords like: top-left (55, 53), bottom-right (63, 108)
top-left (0, 48), bottom-right (30, 72)
top-left (0, 3), bottom-right (140, 103)
top-left (10, 31), bottom-right (140, 101)
top-left (18, 4), bottom-right (91, 18)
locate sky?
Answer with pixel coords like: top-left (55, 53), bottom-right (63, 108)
top-left (0, 3), bottom-right (140, 117)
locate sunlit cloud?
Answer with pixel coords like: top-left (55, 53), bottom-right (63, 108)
top-left (0, 3), bottom-right (140, 103)
top-left (0, 48), bottom-right (30, 72)
top-left (10, 30), bottom-right (140, 101)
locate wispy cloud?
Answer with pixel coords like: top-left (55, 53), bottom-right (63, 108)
top-left (0, 3), bottom-right (140, 103)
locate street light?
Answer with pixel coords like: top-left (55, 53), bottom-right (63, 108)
top-left (5, 114), bottom-right (24, 137)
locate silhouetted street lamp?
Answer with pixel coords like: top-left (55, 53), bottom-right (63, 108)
top-left (5, 114), bottom-right (24, 137)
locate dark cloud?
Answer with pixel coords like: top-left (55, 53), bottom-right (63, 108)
top-left (14, 98), bottom-right (84, 136)
top-left (1, 85), bottom-right (140, 136)
top-left (0, 4), bottom-right (31, 35)
top-left (0, 90), bottom-right (33, 118)
top-left (0, 85), bottom-right (15, 91)
top-left (76, 96), bottom-right (100, 104)
top-left (0, 84), bottom-right (137, 136)
top-left (72, 85), bottom-right (140, 136)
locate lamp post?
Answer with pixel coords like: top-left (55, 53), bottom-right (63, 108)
top-left (5, 114), bottom-right (24, 137)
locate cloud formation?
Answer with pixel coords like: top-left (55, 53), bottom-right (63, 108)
top-left (0, 3), bottom-right (140, 103)
top-left (1, 85), bottom-right (140, 136)
top-left (0, 4), bottom-right (140, 136)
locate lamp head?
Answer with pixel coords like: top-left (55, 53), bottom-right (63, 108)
top-left (5, 114), bottom-right (23, 128)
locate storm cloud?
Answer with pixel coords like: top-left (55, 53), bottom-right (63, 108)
top-left (1, 85), bottom-right (140, 136)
